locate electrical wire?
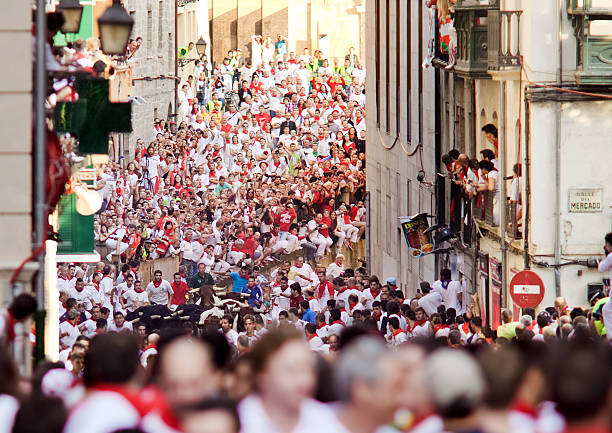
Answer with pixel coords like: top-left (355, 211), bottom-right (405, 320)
top-left (520, 57), bottom-right (612, 99)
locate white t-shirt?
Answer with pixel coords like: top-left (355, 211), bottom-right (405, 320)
top-left (418, 291), bottom-right (443, 317)
top-left (238, 395), bottom-right (347, 433)
top-left (63, 390), bottom-right (141, 433)
top-left (145, 280), bottom-right (173, 305)
top-left (59, 320), bottom-right (81, 348)
top-left (432, 280), bottom-right (462, 313)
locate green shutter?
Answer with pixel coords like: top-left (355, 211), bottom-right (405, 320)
top-left (57, 194), bottom-right (95, 255)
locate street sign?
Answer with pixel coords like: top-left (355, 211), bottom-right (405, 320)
top-left (509, 270), bottom-right (545, 308)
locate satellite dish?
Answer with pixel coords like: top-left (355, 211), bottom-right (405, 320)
top-left (74, 186), bottom-right (103, 216)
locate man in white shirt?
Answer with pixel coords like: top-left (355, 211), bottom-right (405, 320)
top-left (108, 311), bottom-right (133, 332)
top-left (79, 305), bottom-right (102, 338)
top-left (146, 270), bottom-right (173, 307)
top-left (122, 280), bottom-right (149, 313)
top-left (432, 269), bottom-right (462, 313)
top-left (418, 282), bottom-right (443, 317)
top-left (289, 256), bottom-right (318, 290)
top-left (304, 323), bottom-right (326, 352)
top-left (59, 310), bottom-right (81, 349)
top-left (220, 315), bottom-right (238, 346)
top-left (69, 278), bottom-right (97, 311)
top-left (326, 254), bottom-right (345, 279)
top-left (99, 266), bottom-right (115, 313)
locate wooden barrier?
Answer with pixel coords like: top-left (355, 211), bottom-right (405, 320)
top-left (139, 256), bottom-right (181, 287)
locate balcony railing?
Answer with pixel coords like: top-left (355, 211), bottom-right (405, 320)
top-left (567, 1), bottom-right (612, 85)
top-left (488, 9), bottom-right (523, 70)
top-left (506, 199), bottom-right (521, 240)
top-left (454, 0), bottom-right (499, 78)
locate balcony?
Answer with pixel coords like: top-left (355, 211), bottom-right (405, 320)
top-left (567, 0), bottom-right (612, 85)
top-left (474, 191), bottom-right (498, 228)
top-left (454, 0), bottom-right (500, 79)
top-left (487, 9), bottom-right (523, 72)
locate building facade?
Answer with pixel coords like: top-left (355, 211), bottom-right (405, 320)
top-left (365, 1), bottom-right (437, 293)
top-left (123, 0), bottom-right (177, 158)
top-left (208, 0), bottom-right (365, 66)
top-left (424, 0), bottom-right (612, 325)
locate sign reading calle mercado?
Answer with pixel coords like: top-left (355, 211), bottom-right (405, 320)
top-left (568, 188), bottom-right (603, 213)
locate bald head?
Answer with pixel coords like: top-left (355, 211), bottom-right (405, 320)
top-left (159, 337), bottom-right (218, 407)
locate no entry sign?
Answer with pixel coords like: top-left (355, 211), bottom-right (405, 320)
top-left (509, 270), bottom-right (545, 308)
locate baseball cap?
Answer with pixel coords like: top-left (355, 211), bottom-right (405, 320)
top-left (386, 277), bottom-right (397, 286)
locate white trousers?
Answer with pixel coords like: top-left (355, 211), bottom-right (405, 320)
top-left (335, 224), bottom-right (358, 248)
top-left (309, 233), bottom-right (333, 256)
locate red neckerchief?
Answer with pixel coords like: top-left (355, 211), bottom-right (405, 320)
top-left (461, 322), bottom-right (470, 334)
top-left (332, 320), bottom-right (346, 326)
top-left (308, 333), bottom-right (317, 341)
top-left (317, 323), bottom-right (327, 330)
top-left (89, 384), bottom-right (148, 417)
top-left (369, 287), bottom-right (381, 299)
top-left (411, 319), bottom-right (428, 331)
top-left (337, 287), bottom-right (348, 294)
top-left (339, 308), bottom-right (346, 312)
top-left (142, 343), bottom-right (157, 352)
top-left (433, 324), bottom-right (447, 334)
top-left (152, 279), bottom-right (163, 288)
top-left (317, 281), bottom-right (332, 298)
top-left (512, 400), bottom-right (538, 418)
top-left (349, 301), bottom-right (358, 311)
top-left (392, 329), bottom-right (404, 337)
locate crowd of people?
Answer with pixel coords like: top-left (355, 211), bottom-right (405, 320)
top-left (96, 37), bottom-right (367, 270)
top-left (18, 13), bottom-right (612, 433)
top-left (440, 123), bottom-right (522, 232)
top-left (2, 254), bottom-right (612, 433)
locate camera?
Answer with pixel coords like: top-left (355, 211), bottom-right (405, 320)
top-left (416, 170), bottom-right (426, 183)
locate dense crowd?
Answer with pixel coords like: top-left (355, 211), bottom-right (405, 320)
top-left (2, 255), bottom-right (612, 433)
top-left (15, 13), bottom-right (612, 433)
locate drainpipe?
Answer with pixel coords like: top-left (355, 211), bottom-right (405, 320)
top-left (33, 0), bottom-right (48, 368)
top-left (523, 97), bottom-right (531, 269)
top-left (553, 0), bottom-right (563, 297)
top-left (499, 81), bottom-right (507, 307)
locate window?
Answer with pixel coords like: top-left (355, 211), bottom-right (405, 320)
top-left (147, 10), bottom-right (153, 56)
top-left (396, 0), bottom-right (401, 135)
top-left (158, 2), bottom-right (163, 49)
top-left (385, 0), bottom-right (390, 134)
top-left (168, 33), bottom-right (173, 71)
top-left (418, 0), bottom-right (424, 144)
top-left (406, 0), bottom-right (412, 141)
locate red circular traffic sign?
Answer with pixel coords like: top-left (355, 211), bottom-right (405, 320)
top-left (509, 270), bottom-right (545, 308)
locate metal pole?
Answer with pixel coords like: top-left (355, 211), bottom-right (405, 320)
top-left (34, 0), bottom-right (48, 366)
top-left (499, 81), bottom-right (507, 307)
top-left (553, 0), bottom-right (564, 297)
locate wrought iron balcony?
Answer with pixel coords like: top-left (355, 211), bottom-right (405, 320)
top-left (567, 0), bottom-right (612, 85)
top-left (454, 0), bottom-right (499, 78)
top-left (488, 9), bottom-right (523, 71)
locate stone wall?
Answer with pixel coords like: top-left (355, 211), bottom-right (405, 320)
top-left (208, 0), bottom-right (362, 66)
top-left (122, 0), bottom-right (177, 159)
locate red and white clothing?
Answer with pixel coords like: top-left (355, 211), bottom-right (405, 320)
top-left (315, 281), bottom-right (334, 307)
top-left (145, 279), bottom-right (173, 305)
top-left (410, 320), bottom-right (430, 338)
top-left (59, 320), bottom-right (80, 348)
top-left (63, 386), bottom-right (146, 433)
top-left (389, 329), bottom-right (408, 347)
top-left (325, 260), bottom-right (344, 279)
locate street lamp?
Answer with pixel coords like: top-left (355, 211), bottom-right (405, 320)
top-left (98, 0), bottom-right (134, 56)
top-left (196, 37), bottom-right (207, 57)
top-left (57, 0), bottom-right (84, 34)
